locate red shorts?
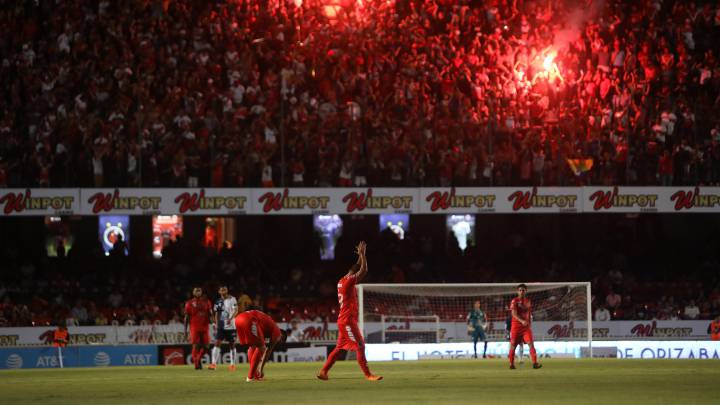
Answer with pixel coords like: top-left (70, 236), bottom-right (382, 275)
top-left (510, 326), bottom-right (533, 346)
top-left (189, 327), bottom-right (209, 345)
top-left (235, 314), bottom-right (264, 346)
top-left (336, 320), bottom-right (364, 351)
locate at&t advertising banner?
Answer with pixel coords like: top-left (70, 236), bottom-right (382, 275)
top-left (0, 345), bottom-right (157, 369)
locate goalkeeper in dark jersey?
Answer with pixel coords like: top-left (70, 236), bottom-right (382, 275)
top-left (467, 300), bottom-right (488, 359)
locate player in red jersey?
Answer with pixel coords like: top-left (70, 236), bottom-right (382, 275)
top-left (234, 309), bottom-right (285, 382)
top-left (184, 287), bottom-right (212, 370)
top-left (509, 284), bottom-right (541, 369)
top-left (317, 241), bottom-right (382, 381)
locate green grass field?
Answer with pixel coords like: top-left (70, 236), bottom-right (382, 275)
top-left (1, 359), bottom-right (718, 404)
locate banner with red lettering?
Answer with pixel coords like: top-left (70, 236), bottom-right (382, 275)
top-left (0, 189), bottom-right (79, 216)
top-left (252, 188), bottom-right (417, 215)
top-left (1, 187), bottom-right (719, 216)
top-left (583, 187), bottom-right (720, 213)
top-left (167, 188), bottom-right (249, 215)
top-left (420, 187), bottom-right (581, 214)
top-left (0, 320), bottom-right (713, 346)
top-left (77, 189), bottom-right (251, 216)
top-left (251, 188), bottom-right (333, 215)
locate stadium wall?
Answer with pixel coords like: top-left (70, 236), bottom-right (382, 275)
top-left (0, 321), bottom-right (714, 347)
top-left (1, 187), bottom-right (719, 216)
top-left (0, 344), bottom-right (326, 369)
top-left (364, 341), bottom-right (720, 361)
top-left (3, 341), bottom-right (717, 369)
top-left (0, 345), bottom-right (157, 369)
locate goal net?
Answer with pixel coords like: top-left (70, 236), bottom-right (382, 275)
top-left (358, 283), bottom-right (591, 346)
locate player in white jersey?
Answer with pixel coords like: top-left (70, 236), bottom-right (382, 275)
top-left (209, 285), bottom-right (239, 371)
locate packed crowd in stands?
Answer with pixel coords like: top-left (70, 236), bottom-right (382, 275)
top-left (1, 215), bottom-right (718, 328)
top-left (1, 0), bottom-right (720, 189)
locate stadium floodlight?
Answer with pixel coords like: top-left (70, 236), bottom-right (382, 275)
top-left (358, 283), bottom-right (593, 357)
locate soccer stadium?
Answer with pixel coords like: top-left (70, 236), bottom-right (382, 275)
top-left (1, 0), bottom-right (719, 403)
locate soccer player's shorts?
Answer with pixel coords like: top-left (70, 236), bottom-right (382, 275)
top-left (510, 327), bottom-right (533, 345)
top-left (215, 326), bottom-right (237, 343)
top-left (189, 327), bottom-right (210, 345)
top-left (472, 329), bottom-right (487, 341)
top-left (336, 320), bottom-right (364, 351)
top-left (235, 313), bottom-right (264, 346)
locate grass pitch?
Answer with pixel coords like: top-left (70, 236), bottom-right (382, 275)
top-left (1, 359), bottom-right (718, 404)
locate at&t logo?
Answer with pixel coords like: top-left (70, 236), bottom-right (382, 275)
top-left (94, 351), bottom-right (111, 367)
top-left (6, 353), bottom-right (23, 369)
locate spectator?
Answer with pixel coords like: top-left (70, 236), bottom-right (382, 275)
top-left (1, 0), bottom-right (718, 188)
top-left (108, 290), bottom-right (123, 309)
top-left (71, 300), bottom-right (88, 325)
top-left (287, 320), bottom-right (304, 343)
top-left (606, 290), bottom-right (622, 310)
top-left (594, 304), bottom-right (612, 322)
top-left (110, 234), bottom-right (128, 258)
top-left (684, 300), bottom-right (700, 320)
top-left (95, 312), bottom-right (109, 326)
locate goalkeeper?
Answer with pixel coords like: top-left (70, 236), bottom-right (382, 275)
top-left (467, 300), bottom-right (488, 359)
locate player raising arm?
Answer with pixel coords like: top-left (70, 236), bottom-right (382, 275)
top-left (184, 287), bottom-right (212, 370)
top-left (317, 241), bottom-right (382, 381)
top-left (509, 284), bottom-right (541, 369)
top-left (234, 309), bottom-right (286, 382)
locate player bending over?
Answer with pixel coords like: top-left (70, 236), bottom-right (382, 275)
top-left (318, 241), bottom-right (382, 381)
top-left (184, 287), bottom-right (213, 370)
top-left (509, 284), bottom-right (541, 369)
top-left (235, 309), bottom-right (285, 382)
top-left (467, 300), bottom-right (488, 359)
top-left (209, 285), bottom-right (239, 371)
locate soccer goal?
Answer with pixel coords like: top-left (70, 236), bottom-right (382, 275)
top-left (358, 283), bottom-right (592, 354)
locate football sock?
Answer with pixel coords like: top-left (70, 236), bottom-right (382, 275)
top-left (509, 344), bottom-right (516, 365)
top-left (530, 346), bottom-right (538, 364)
top-left (230, 348), bottom-right (236, 365)
top-left (321, 347), bottom-right (343, 373)
top-left (211, 347), bottom-right (220, 365)
top-left (248, 348), bottom-right (261, 379)
top-left (357, 348), bottom-right (372, 377)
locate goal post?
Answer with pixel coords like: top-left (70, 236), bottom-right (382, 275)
top-left (357, 283), bottom-right (592, 357)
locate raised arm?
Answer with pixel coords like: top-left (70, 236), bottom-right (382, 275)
top-left (183, 305), bottom-right (189, 338)
top-left (355, 241), bottom-right (368, 281)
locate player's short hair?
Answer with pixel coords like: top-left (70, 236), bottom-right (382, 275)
top-left (517, 283), bottom-right (528, 290)
top-left (218, 285), bottom-right (228, 290)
